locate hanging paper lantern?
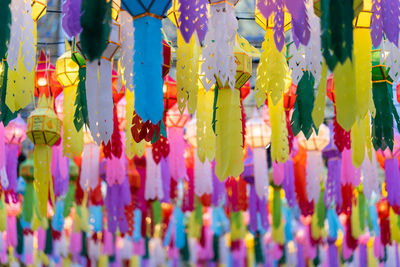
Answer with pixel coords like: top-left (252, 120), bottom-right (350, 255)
top-left (111, 0), bottom-right (121, 21)
top-left (26, 97), bottom-right (61, 218)
top-left (35, 50), bottom-right (62, 99)
top-left (254, 0), bottom-right (291, 31)
top-left (297, 124), bottom-right (330, 203)
top-left (31, 0), bottom-right (47, 21)
top-left (56, 42), bottom-right (79, 88)
top-left (163, 76), bottom-right (177, 112)
top-left (245, 110), bottom-right (271, 200)
top-left (5, 115), bottom-right (26, 145)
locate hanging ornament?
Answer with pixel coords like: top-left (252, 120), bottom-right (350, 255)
top-left (61, 0), bottom-right (82, 38)
top-left (119, 10), bottom-right (134, 92)
top-left (26, 96), bottom-right (61, 218)
top-left (297, 124), bottom-right (330, 203)
top-left (245, 110), bottom-right (271, 200)
top-left (201, 0), bottom-right (238, 91)
top-left (371, 0), bottom-right (399, 47)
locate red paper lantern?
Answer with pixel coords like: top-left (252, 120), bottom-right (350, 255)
top-left (35, 50), bottom-right (62, 99)
top-left (163, 75), bottom-right (177, 111)
top-left (162, 39), bottom-right (171, 78)
top-left (377, 199), bottom-right (390, 219)
top-left (326, 74), bottom-right (335, 104)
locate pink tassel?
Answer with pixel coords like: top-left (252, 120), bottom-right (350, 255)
top-left (374, 236), bottom-right (385, 259)
top-left (37, 228), bottom-right (46, 251)
top-left (102, 230), bottom-right (114, 255)
top-left (105, 152), bottom-right (126, 186)
top-left (272, 161), bottom-right (285, 186)
top-left (6, 216), bottom-right (16, 248)
top-left (69, 231), bottom-right (82, 255)
top-left (341, 148), bottom-right (361, 186)
top-left (168, 127), bottom-right (187, 180)
top-left (133, 239), bottom-right (145, 256)
top-left (0, 123), bottom-right (6, 174)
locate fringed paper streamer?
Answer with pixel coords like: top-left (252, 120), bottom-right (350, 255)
top-left (88, 238), bottom-right (100, 263)
top-left (63, 85), bottom-right (83, 157)
top-left (324, 158), bottom-right (342, 208)
top-left (288, 0), bottom-right (310, 46)
top-left (333, 114), bottom-right (351, 152)
top-left (252, 147), bottom-right (268, 200)
top-left (306, 151), bottom-right (323, 203)
top-left (145, 147), bottom-right (164, 200)
top-left (268, 94), bottom-right (289, 163)
top-left (4, 144), bottom-right (18, 201)
top-left (73, 67), bottom-right (89, 132)
top-left (63, 181), bottom-right (76, 217)
top-left (371, 0), bottom-right (399, 47)
top-left (119, 11), bottom-right (134, 92)
top-left (6, 0), bottom-right (24, 70)
top-left (291, 71), bottom-right (315, 139)
top-left (362, 151), bottom-right (379, 201)
top-left (61, 0), bottom-right (82, 38)
top-left (215, 88), bottom-right (243, 181)
top-left (320, 0), bottom-right (353, 71)
top-left (385, 158), bottom-right (400, 206)
top-left (272, 187), bottom-right (282, 229)
top-left (105, 181), bottom-right (131, 233)
top-left (351, 115), bottom-right (370, 168)
top-left (133, 17), bottom-right (164, 124)
top-left (288, 44), bottom-right (306, 85)
top-left (390, 208), bottom-right (400, 243)
top-left (255, 29), bottom-right (288, 106)
top-left (0, 62), bottom-right (16, 126)
top-left (125, 90), bottom-right (145, 158)
top-left (176, 34), bottom-right (200, 114)
top-left (105, 152), bottom-right (126, 186)
top-left (197, 88), bottom-right (215, 162)
top-left (354, 28), bottom-right (372, 120)
top-left (341, 148), bottom-right (361, 186)
top-left (249, 185), bottom-right (258, 233)
top-left (201, 2), bottom-right (237, 91)
top-left (371, 81), bottom-right (400, 151)
top-left (283, 160), bottom-right (296, 207)
top-left (22, 181), bottom-right (34, 223)
top-left (7, 216), bottom-right (16, 248)
top-left (272, 161), bottom-right (284, 186)
top-left (34, 145), bottom-right (52, 219)
top-left (194, 151), bottom-right (213, 196)
top-left (167, 127), bottom-right (186, 180)
top-left (312, 62), bottom-right (327, 129)
top-left (0, 0), bottom-right (11, 60)
top-left (351, 195), bottom-right (361, 239)
top-left (23, 231), bottom-right (33, 265)
top-left (333, 59), bottom-right (357, 131)
top-left (178, 0), bottom-right (208, 43)
top-left (85, 60), bottom-right (114, 144)
top-left (383, 39), bottom-right (400, 83)
top-left (79, 0), bottom-right (110, 61)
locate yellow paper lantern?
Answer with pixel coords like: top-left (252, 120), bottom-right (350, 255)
top-left (31, 0), bottom-right (47, 22)
top-left (111, 0), bottom-right (121, 21)
top-left (297, 124), bottom-right (330, 151)
top-left (353, 0), bottom-right (372, 28)
top-left (245, 110), bottom-right (271, 149)
top-left (166, 0), bottom-right (180, 27)
top-left (56, 43), bottom-right (80, 87)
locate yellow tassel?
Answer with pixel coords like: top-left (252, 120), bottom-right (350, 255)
top-left (269, 93), bottom-right (289, 163)
top-left (390, 208), bottom-right (400, 243)
top-left (354, 28), bottom-right (372, 120)
top-left (34, 145), bottom-right (52, 218)
top-left (333, 59), bottom-right (357, 131)
top-left (129, 256), bottom-right (138, 267)
top-left (272, 218), bottom-right (285, 245)
top-left (311, 212), bottom-right (321, 240)
top-left (351, 115), bottom-right (370, 167)
top-left (312, 62), bottom-right (328, 128)
top-left (367, 238), bottom-right (378, 267)
top-left (246, 234), bottom-right (255, 267)
top-left (62, 257), bottom-right (71, 267)
top-left (63, 85), bottom-right (83, 157)
top-left (255, 29), bottom-right (288, 107)
top-left (98, 255), bottom-right (108, 267)
top-left (176, 33), bottom-right (200, 114)
top-left (0, 195), bottom-right (5, 232)
top-left (215, 88), bottom-right (243, 181)
top-left (196, 87), bottom-right (215, 162)
top-left (351, 199), bottom-right (360, 239)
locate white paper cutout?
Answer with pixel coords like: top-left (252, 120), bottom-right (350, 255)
top-left (80, 143), bottom-right (100, 190)
top-left (201, 2), bottom-right (237, 91)
top-left (253, 147), bottom-right (269, 200)
top-left (306, 150), bottom-right (324, 203)
top-left (119, 11), bottom-right (134, 92)
top-left (145, 147), bottom-right (164, 200)
top-left (7, 0), bottom-right (25, 69)
top-left (194, 151), bottom-right (213, 196)
top-left (361, 151), bottom-right (379, 201)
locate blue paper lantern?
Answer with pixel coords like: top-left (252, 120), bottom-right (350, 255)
top-left (121, 0), bottom-right (172, 124)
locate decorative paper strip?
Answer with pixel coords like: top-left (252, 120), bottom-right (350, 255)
top-left (282, 160), bottom-right (296, 207)
top-left (371, 0), bottom-right (399, 47)
top-left (0, 62), bottom-right (17, 126)
top-left (341, 148), bottom-right (360, 186)
top-left (145, 147), bottom-right (164, 200)
top-left (268, 94), bottom-right (289, 163)
top-left (306, 151), bottom-right (323, 203)
top-left (178, 0), bottom-right (208, 43)
top-left (287, 0), bottom-right (310, 47)
top-left (105, 153), bottom-right (126, 186)
top-left (351, 115), bottom-right (370, 168)
top-left (168, 127), bottom-right (186, 180)
top-left (333, 59), bottom-right (357, 131)
top-left (85, 60), bottom-right (114, 145)
top-left (215, 88), bottom-right (243, 181)
top-left (255, 29), bottom-right (288, 106)
top-left (61, 0), bottom-right (82, 38)
top-left (176, 34), bottom-right (200, 114)
top-left (361, 151), bottom-right (379, 201)
top-left (119, 11), bottom-right (134, 92)
top-left (384, 158), bottom-right (400, 207)
top-left (80, 143), bottom-right (100, 191)
top-left (73, 67), bottom-right (89, 132)
top-left (312, 62), bottom-right (327, 128)
top-left (34, 145), bottom-right (52, 219)
top-left (288, 44), bottom-right (306, 85)
top-left (324, 158), bottom-right (342, 208)
top-left (0, 0), bottom-right (11, 60)
top-left (197, 88), bottom-right (215, 162)
top-left (354, 28), bottom-right (372, 120)
top-left (383, 40), bottom-right (400, 83)
top-left (133, 17), bottom-right (164, 124)
top-left (201, 2), bottom-right (237, 91)
top-left (253, 147), bottom-right (269, 200)
top-left (63, 85), bottom-right (83, 157)
top-left (7, 0), bottom-right (24, 70)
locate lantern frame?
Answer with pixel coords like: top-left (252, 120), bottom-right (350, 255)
top-left (31, 0), bottom-right (47, 22)
top-left (112, 0), bottom-right (121, 21)
top-left (245, 110), bottom-right (271, 149)
top-left (297, 124), bottom-right (330, 152)
top-left (56, 49), bottom-right (80, 87)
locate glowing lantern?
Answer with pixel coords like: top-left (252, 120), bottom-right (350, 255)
top-left (5, 115), bottom-right (27, 145)
top-left (163, 75), bottom-right (177, 112)
top-left (26, 97), bottom-right (61, 218)
top-left (184, 117), bottom-right (197, 148)
top-left (111, 0), bottom-right (121, 21)
top-left (31, 0), bottom-right (47, 22)
top-left (297, 124), bottom-right (330, 203)
top-left (56, 42), bottom-right (79, 87)
top-left (326, 74), bottom-right (335, 104)
top-left (245, 110), bottom-right (271, 200)
top-left (283, 83), bottom-right (297, 110)
top-left (35, 50), bottom-right (62, 99)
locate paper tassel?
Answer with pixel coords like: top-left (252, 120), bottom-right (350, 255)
top-left (371, 81), bottom-right (400, 151)
top-left (73, 67), bottom-right (89, 132)
top-left (252, 147), bottom-right (269, 200)
top-left (333, 59), bottom-right (357, 131)
top-left (63, 85), bottom-right (83, 157)
top-left (255, 29), bottom-right (288, 106)
top-left (179, 0), bottom-right (208, 43)
top-left (341, 148), bottom-right (360, 186)
top-left (215, 88), bottom-right (243, 181)
top-left (312, 62), bottom-right (327, 129)
top-left (371, 0), bottom-right (399, 47)
top-left (320, 0), bottom-right (353, 71)
top-left (80, 143), bottom-right (99, 190)
top-left (176, 34), bottom-right (200, 114)
top-left (306, 151), bottom-right (323, 203)
top-left (105, 153), bottom-right (126, 186)
top-left (0, 62), bottom-right (16, 126)
top-left (324, 158), bottom-right (342, 208)
top-left (34, 145), bottom-right (53, 218)
top-left (86, 60), bottom-right (114, 144)
top-left (0, 0), bottom-right (11, 60)
top-left (362, 151), bottom-right (379, 201)
top-left (197, 88), bottom-right (215, 162)
top-left (145, 147), bottom-right (164, 200)
top-left (385, 158), bottom-right (400, 206)
top-left (5, 144), bottom-right (18, 201)
top-left (119, 11), bottom-right (134, 92)
top-left (283, 160), bottom-right (296, 207)
top-left (351, 114), bottom-right (371, 168)
top-left (194, 152), bottom-right (213, 196)
top-left (61, 0), bottom-right (82, 38)
top-left (79, 0), bottom-right (110, 61)
top-left (201, 2), bottom-right (237, 91)
top-left (133, 17), bottom-right (164, 124)
top-left (106, 181), bottom-right (130, 233)
top-left (273, 162), bottom-right (284, 186)
top-left (22, 182), bottom-right (34, 223)
top-left (269, 94), bottom-right (289, 163)
top-left (167, 127), bottom-right (186, 180)
top-left (291, 71), bottom-right (315, 139)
